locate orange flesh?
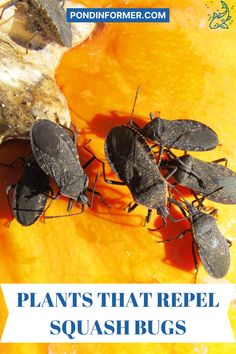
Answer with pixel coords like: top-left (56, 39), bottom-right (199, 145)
top-left (0, 0), bottom-right (236, 352)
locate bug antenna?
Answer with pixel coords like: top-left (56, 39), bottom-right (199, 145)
top-left (192, 186), bottom-right (224, 206)
top-left (148, 215), bottom-right (167, 232)
top-left (88, 171), bottom-right (100, 208)
top-left (0, 0), bottom-right (16, 19)
top-left (130, 85), bottom-right (140, 126)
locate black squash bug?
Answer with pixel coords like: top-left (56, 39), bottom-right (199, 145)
top-left (162, 154), bottom-right (236, 204)
top-left (189, 205), bottom-right (231, 279)
top-left (141, 113), bottom-right (218, 151)
top-left (105, 125), bottom-right (169, 223)
top-left (85, 124), bottom-right (187, 225)
top-left (163, 197), bottom-right (231, 280)
top-left (30, 119), bottom-right (90, 211)
top-left (0, 0), bottom-right (72, 47)
top-left (7, 155), bottom-right (51, 226)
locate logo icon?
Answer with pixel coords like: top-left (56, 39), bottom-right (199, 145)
top-left (206, 1), bottom-right (233, 29)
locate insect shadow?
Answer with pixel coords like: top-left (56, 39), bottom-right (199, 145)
top-left (86, 111), bottom-right (146, 140)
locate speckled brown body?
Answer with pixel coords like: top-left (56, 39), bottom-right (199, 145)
top-left (21, 0), bottom-right (72, 47)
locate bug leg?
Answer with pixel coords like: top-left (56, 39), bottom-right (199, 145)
top-left (123, 201), bottom-right (132, 211)
top-left (167, 198), bottom-right (194, 222)
top-left (153, 228), bottom-right (190, 241)
top-left (144, 208), bottom-right (152, 226)
top-left (87, 172), bottom-right (99, 208)
top-left (190, 190), bottom-right (207, 210)
top-left (148, 215), bottom-right (167, 231)
top-left (67, 198), bottom-right (74, 212)
top-left (192, 239), bottom-right (199, 284)
top-left (44, 192), bottom-right (86, 220)
top-left (25, 32), bottom-right (38, 54)
top-left (164, 166), bottom-right (178, 181)
top-left (5, 184), bottom-right (16, 226)
top-left (0, 0), bottom-right (17, 20)
top-left (156, 144), bottom-right (164, 168)
top-left (87, 188), bottom-right (111, 209)
top-left (169, 199), bottom-right (189, 218)
top-left (0, 156), bottom-right (25, 168)
top-left (212, 157), bottom-right (228, 167)
top-left (82, 140), bottom-right (97, 169)
top-left (191, 187), bottom-right (223, 207)
top-left (83, 145), bottom-right (125, 185)
top-left (149, 111), bottom-right (161, 120)
top-left (167, 186), bottom-right (189, 207)
top-left (41, 187), bottom-right (56, 223)
top-left (125, 202), bottom-right (139, 213)
top-left (165, 150), bottom-right (207, 188)
top-left (126, 203), bottom-right (152, 227)
top-left (187, 171), bottom-right (206, 188)
top-left (226, 239), bottom-right (232, 247)
top-left (130, 121), bottom-right (141, 129)
top-left (58, 0), bottom-right (65, 8)
top-left (60, 124), bottom-right (77, 142)
top-left (149, 112), bottom-right (155, 120)
top-left (209, 208), bottom-right (218, 217)
top-left (82, 156), bottom-right (96, 170)
top-left (167, 213), bottom-right (190, 223)
top-left (192, 194), bottom-right (216, 214)
top-left (45, 205), bottom-right (85, 219)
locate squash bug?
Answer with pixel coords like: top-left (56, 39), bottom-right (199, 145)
top-left (84, 124), bottom-right (188, 226)
top-left (141, 113), bottom-right (218, 151)
top-left (162, 154), bottom-right (236, 204)
top-left (30, 119), bottom-right (91, 212)
top-left (7, 155), bottom-right (52, 226)
top-left (0, 0), bottom-right (72, 47)
top-left (161, 196), bottom-right (231, 280)
top-left (29, 120), bottom-right (108, 213)
top-left (84, 87), bottom-right (191, 226)
top-left (105, 125), bottom-right (169, 224)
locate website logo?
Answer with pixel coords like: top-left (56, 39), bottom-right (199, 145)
top-left (66, 8), bottom-right (170, 23)
top-left (206, 1), bottom-right (233, 29)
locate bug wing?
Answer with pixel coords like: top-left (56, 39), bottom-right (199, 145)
top-left (30, 120), bottom-right (86, 197)
top-left (169, 120), bottom-right (218, 151)
top-left (13, 156), bottom-right (49, 226)
top-left (215, 176), bottom-right (236, 203)
top-left (105, 125), bottom-right (167, 208)
top-left (129, 138), bottom-right (167, 208)
top-left (193, 214), bottom-right (230, 278)
top-left (179, 157), bottom-right (236, 204)
top-left (142, 118), bottom-right (218, 151)
top-left (32, 0), bottom-right (72, 47)
top-left (105, 126), bottom-right (136, 182)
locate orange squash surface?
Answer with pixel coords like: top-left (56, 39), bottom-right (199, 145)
top-left (0, 0), bottom-right (236, 352)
